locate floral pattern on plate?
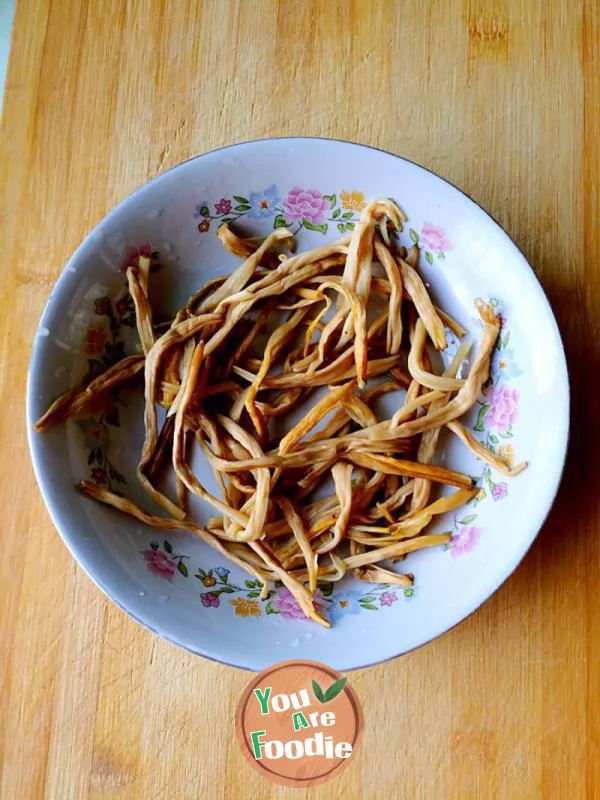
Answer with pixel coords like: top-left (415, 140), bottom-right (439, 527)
top-left (194, 186), bottom-right (366, 236)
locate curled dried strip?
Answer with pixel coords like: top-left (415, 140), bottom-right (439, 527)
top-left (344, 534), bottom-right (451, 569)
top-left (126, 266), bottom-right (155, 356)
top-left (199, 229), bottom-right (293, 313)
top-left (33, 355), bottom-right (145, 432)
top-left (276, 497), bottom-right (318, 592)
top-left (319, 462), bottom-right (353, 554)
top-left (398, 257), bottom-right (447, 350)
top-left (373, 239), bottom-right (403, 354)
top-left (346, 452), bottom-right (474, 489)
top-left (411, 340), bottom-right (473, 511)
top-left (77, 481), bottom-right (269, 587)
top-left (446, 420), bottom-right (528, 477)
top-left (250, 541), bottom-right (330, 628)
top-left (217, 223), bottom-right (265, 258)
top-left (408, 319), bottom-right (466, 392)
top-left (172, 342), bottom-right (251, 531)
top-left (354, 565), bottom-right (414, 586)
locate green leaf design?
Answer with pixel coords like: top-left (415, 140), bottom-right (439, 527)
top-left (247, 591), bottom-right (260, 598)
top-left (337, 222), bottom-right (346, 233)
top-left (360, 597), bottom-right (376, 603)
top-left (332, 208), bottom-right (341, 219)
top-left (409, 228), bottom-right (419, 244)
top-left (323, 677), bottom-right (347, 702)
top-left (404, 587), bottom-right (415, 597)
top-left (362, 603), bottom-right (377, 610)
top-left (489, 434), bottom-right (499, 444)
top-left (502, 332), bottom-right (510, 349)
top-left (234, 204), bottom-right (251, 212)
top-left (245, 580), bottom-right (256, 588)
top-left (458, 514), bottom-right (477, 526)
top-left (195, 569), bottom-right (206, 579)
top-left (265, 601), bottom-right (279, 615)
top-left (438, 251), bottom-right (446, 260)
top-left (346, 221), bottom-right (355, 230)
top-left (322, 194), bottom-right (336, 209)
top-left (320, 583), bottom-right (334, 597)
top-left (342, 211), bottom-right (354, 219)
top-left (312, 679), bottom-right (326, 703)
top-left (424, 250), bottom-right (434, 265)
top-left (233, 195), bottom-right (249, 204)
top-left (163, 540), bottom-right (173, 554)
top-left (489, 297), bottom-right (499, 307)
top-left (273, 213), bottom-right (289, 228)
top-left (473, 404), bottom-right (489, 432)
top-left (177, 561), bottom-right (188, 577)
top-left (150, 541), bottom-right (159, 551)
top-left (302, 219), bottom-right (328, 234)
top-left (218, 586), bottom-right (236, 594)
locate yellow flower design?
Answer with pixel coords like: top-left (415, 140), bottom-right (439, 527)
top-left (340, 190), bottom-right (366, 212)
top-left (230, 598), bottom-right (261, 618)
top-left (498, 444), bottom-right (514, 467)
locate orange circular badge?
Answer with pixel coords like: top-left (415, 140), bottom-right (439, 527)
top-left (235, 660), bottom-right (363, 788)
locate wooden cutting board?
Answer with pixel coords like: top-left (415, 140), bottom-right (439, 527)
top-left (1, 1), bottom-right (598, 798)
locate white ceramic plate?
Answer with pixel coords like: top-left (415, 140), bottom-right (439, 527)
top-left (27, 138), bottom-right (569, 671)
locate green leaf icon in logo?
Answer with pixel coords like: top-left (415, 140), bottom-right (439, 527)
top-left (312, 677), bottom-right (348, 704)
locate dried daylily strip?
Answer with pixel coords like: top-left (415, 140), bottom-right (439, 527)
top-left (34, 355), bottom-right (144, 432)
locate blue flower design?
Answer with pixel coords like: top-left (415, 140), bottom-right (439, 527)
top-left (328, 590), bottom-right (363, 621)
top-left (491, 347), bottom-right (522, 382)
top-left (247, 184), bottom-right (280, 218)
top-left (214, 566), bottom-right (230, 581)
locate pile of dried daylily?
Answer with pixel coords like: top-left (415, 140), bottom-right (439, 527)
top-left (35, 199), bottom-right (526, 627)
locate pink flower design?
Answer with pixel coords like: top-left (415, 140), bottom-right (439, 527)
top-left (283, 187), bottom-right (329, 224)
top-left (420, 223), bottom-right (451, 253)
top-left (484, 385), bottom-right (519, 432)
top-left (215, 198), bottom-right (232, 215)
top-left (450, 526), bottom-right (481, 558)
top-left (271, 587), bottom-right (326, 621)
top-left (492, 482), bottom-right (508, 501)
top-left (200, 592), bottom-right (220, 608)
top-left (379, 591), bottom-right (398, 607)
top-left (142, 548), bottom-right (177, 581)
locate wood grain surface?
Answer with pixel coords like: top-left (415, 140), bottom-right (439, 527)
top-left (0, 1), bottom-right (597, 798)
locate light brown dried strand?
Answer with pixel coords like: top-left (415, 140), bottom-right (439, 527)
top-left (372, 302), bottom-right (499, 440)
top-left (408, 319), bottom-right (465, 391)
top-left (446, 420), bottom-right (528, 477)
top-left (354, 565), bottom-right (414, 586)
top-left (346, 452), bottom-right (474, 489)
top-left (276, 497), bottom-right (318, 592)
top-left (279, 381), bottom-right (356, 454)
top-left (374, 239), bottom-right (404, 353)
top-left (199, 228), bottom-right (293, 313)
top-left (217, 223), bottom-right (265, 258)
top-left (398, 257), bottom-right (447, 350)
top-left (34, 355), bottom-right (145, 433)
top-left (77, 481), bottom-right (269, 586)
top-left (250, 541), bottom-right (330, 627)
top-left (344, 533), bottom-right (451, 569)
top-left (172, 342), bottom-right (251, 530)
top-left (126, 266), bottom-right (155, 356)
top-left (410, 340), bottom-right (473, 511)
